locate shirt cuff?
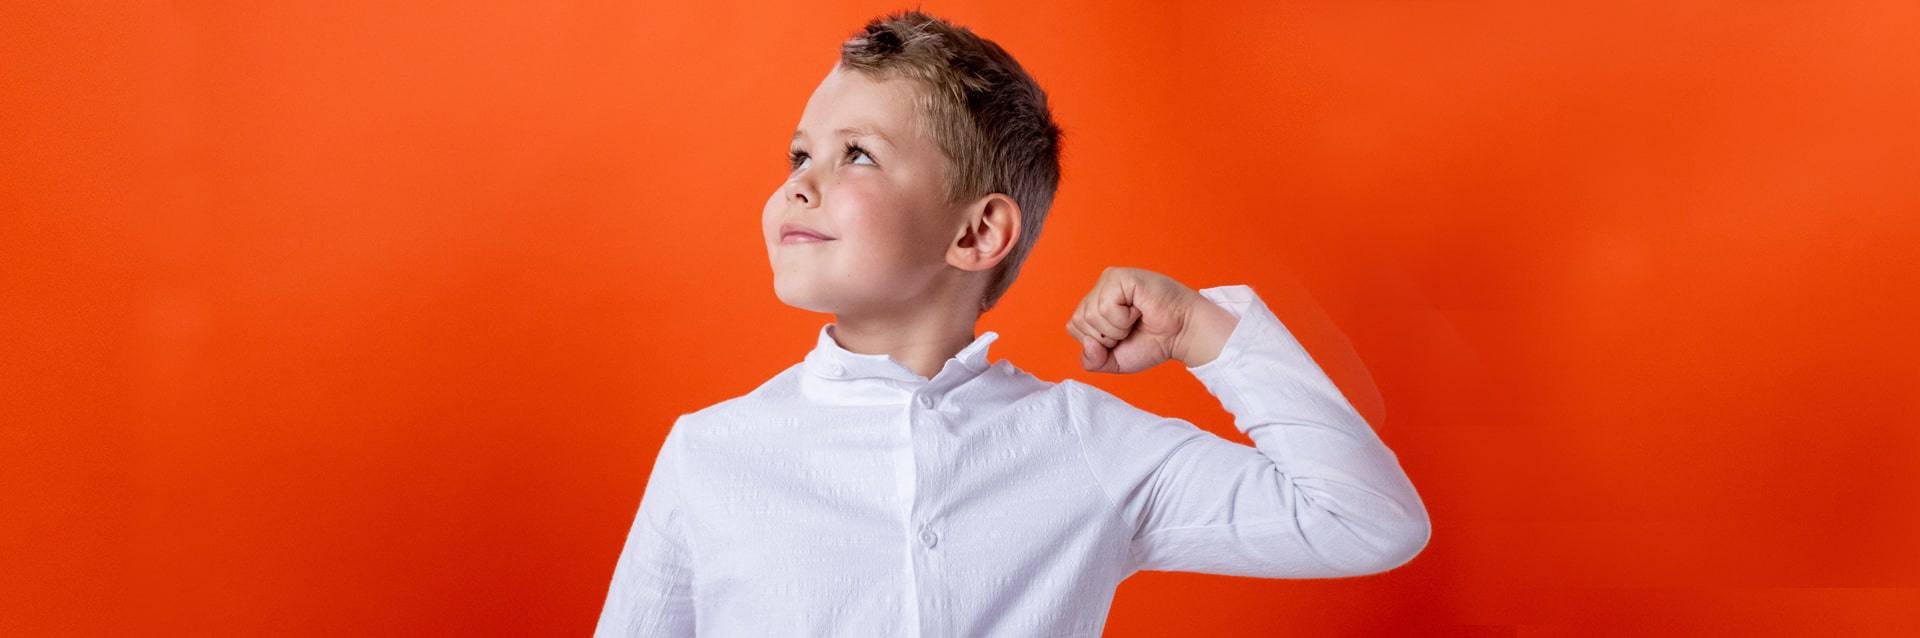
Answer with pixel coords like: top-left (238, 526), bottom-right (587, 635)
top-left (1181, 283), bottom-right (1360, 437)
top-left (1183, 284), bottom-right (1263, 378)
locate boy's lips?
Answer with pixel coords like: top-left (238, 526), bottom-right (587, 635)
top-left (780, 223), bottom-right (837, 243)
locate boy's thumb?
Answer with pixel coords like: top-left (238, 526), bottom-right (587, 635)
top-left (1080, 337), bottom-right (1105, 370)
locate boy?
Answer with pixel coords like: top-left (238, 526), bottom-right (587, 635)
top-left (596, 9), bottom-right (1429, 637)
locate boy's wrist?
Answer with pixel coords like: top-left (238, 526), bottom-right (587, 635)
top-left (1174, 292), bottom-right (1238, 367)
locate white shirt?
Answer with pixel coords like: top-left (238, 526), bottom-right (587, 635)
top-left (594, 284), bottom-right (1430, 637)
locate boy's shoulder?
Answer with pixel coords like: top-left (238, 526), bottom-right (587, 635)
top-left (670, 362), bottom-right (803, 428)
top-left (1052, 376), bottom-right (1200, 432)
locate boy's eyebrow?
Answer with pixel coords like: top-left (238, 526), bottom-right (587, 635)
top-left (791, 126), bottom-right (895, 146)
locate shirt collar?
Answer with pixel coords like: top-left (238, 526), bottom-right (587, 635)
top-left (803, 322), bottom-right (1000, 386)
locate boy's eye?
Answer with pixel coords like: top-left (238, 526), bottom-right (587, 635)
top-left (787, 142), bottom-right (876, 172)
top-left (847, 144), bottom-right (876, 166)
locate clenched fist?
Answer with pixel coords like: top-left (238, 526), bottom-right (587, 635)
top-left (1065, 267), bottom-right (1238, 374)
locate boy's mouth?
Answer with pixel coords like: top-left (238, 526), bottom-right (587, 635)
top-left (780, 223), bottom-right (837, 243)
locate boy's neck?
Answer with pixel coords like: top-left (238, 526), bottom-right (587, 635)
top-left (828, 312), bottom-right (983, 381)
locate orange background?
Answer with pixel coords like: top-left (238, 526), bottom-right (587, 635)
top-left (4, 1), bottom-right (1917, 635)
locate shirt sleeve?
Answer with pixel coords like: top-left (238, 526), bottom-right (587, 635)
top-left (594, 415), bottom-right (697, 637)
top-left (1065, 284), bottom-right (1430, 579)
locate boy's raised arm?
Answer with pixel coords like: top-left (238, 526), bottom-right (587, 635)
top-left (1065, 282), bottom-right (1430, 579)
top-left (594, 416), bottom-right (697, 636)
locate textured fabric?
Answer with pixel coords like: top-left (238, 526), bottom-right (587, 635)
top-left (594, 284), bottom-right (1430, 637)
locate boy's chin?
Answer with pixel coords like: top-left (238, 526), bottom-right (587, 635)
top-left (771, 285), bottom-right (838, 315)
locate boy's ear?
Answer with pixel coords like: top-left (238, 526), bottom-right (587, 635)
top-left (948, 192), bottom-right (1021, 273)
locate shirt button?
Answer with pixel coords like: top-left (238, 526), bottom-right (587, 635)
top-left (917, 394), bottom-right (935, 408)
top-left (826, 362), bottom-right (845, 377)
top-left (919, 528), bottom-right (938, 548)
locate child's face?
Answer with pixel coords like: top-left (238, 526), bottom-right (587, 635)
top-left (764, 64), bottom-right (967, 317)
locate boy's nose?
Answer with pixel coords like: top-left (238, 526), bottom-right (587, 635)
top-left (789, 177), bottom-right (818, 207)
